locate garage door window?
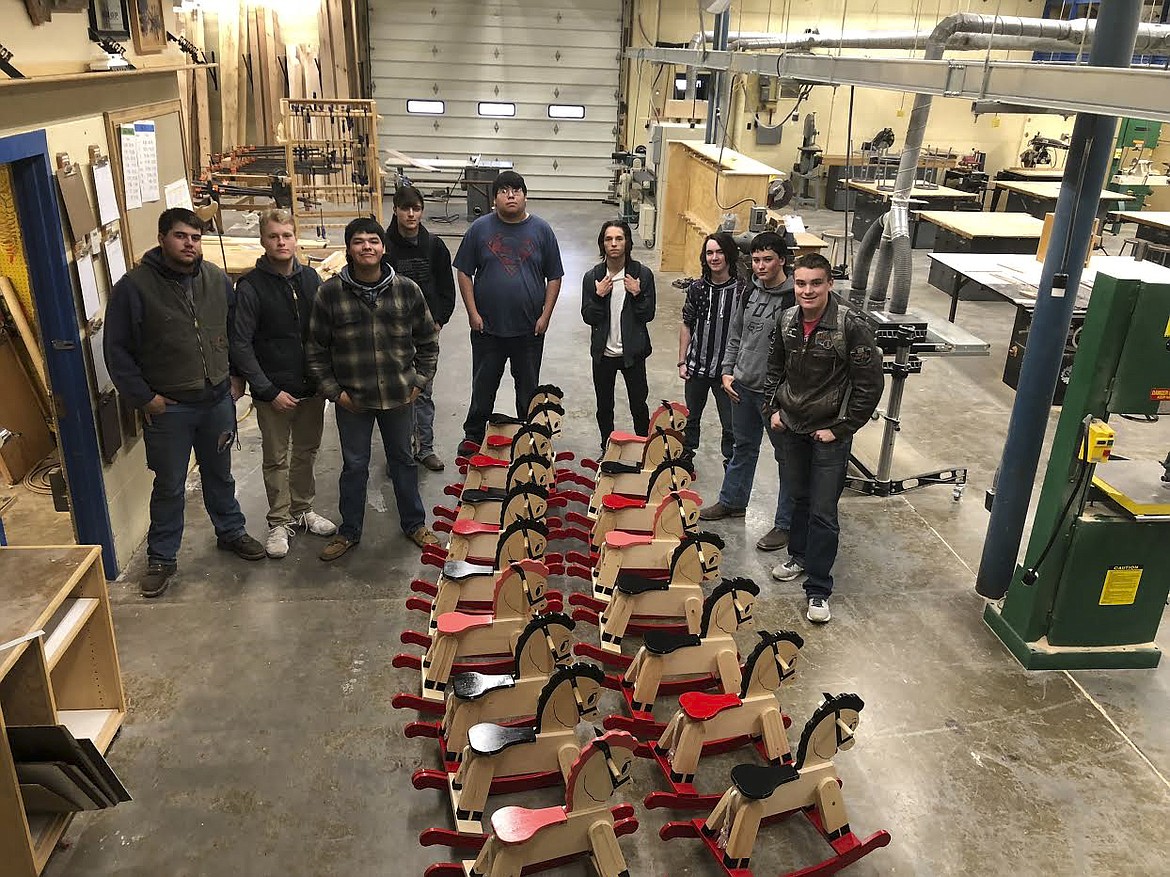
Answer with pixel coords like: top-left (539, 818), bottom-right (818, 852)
top-left (406, 100), bottom-right (445, 115)
top-left (478, 102), bottom-right (516, 117)
top-left (548, 104), bottom-right (586, 120)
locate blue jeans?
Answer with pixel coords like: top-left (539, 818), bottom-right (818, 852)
top-left (412, 376), bottom-right (436, 458)
top-left (142, 394), bottom-right (247, 565)
top-left (683, 376), bottom-right (734, 465)
top-left (717, 381), bottom-right (793, 528)
top-left (781, 430), bottom-right (853, 599)
top-left (335, 404), bottom-right (426, 540)
top-left (462, 332), bottom-right (545, 443)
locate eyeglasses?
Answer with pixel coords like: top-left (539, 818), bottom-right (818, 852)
top-left (497, 187), bottom-right (524, 196)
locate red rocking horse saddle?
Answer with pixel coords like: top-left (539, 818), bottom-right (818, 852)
top-left (491, 805), bottom-right (568, 845)
top-left (679, 691), bottom-right (742, 721)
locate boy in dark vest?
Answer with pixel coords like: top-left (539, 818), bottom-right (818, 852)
top-left (104, 208), bottom-right (265, 598)
top-left (385, 186), bottom-right (456, 471)
top-left (231, 209), bottom-right (337, 559)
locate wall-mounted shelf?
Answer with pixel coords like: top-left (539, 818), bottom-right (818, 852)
top-left (0, 545), bottom-right (126, 876)
top-left (0, 63), bottom-right (216, 90)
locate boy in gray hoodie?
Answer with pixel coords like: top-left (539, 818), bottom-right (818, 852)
top-left (699, 232), bottom-right (795, 552)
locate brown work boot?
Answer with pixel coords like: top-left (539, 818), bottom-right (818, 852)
top-left (407, 525), bottom-right (440, 549)
top-left (319, 534), bottom-right (358, 561)
top-left (699, 501), bottom-right (746, 521)
top-left (417, 453), bottom-right (445, 472)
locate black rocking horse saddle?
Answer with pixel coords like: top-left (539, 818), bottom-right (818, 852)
top-left (443, 559), bottom-right (496, 580)
top-left (600, 460), bottom-right (643, 476)
top-left (615, 572), bottom-right (671, 596)
top-left (731, 762), bottom-right (800, 800)
top-left (643, 630), bottom-right (702, 655)
top-left (460, 487), bottom-right (509, 504)
top-left (468, 722), bottom-right (538, 757)
top-left (488, 413), bottom-right (525, 426)
top-left (452, 672), bottom-right (515, 701)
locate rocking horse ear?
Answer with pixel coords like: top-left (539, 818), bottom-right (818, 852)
top-left (822, 692), bottom-right (833, 702)
top-left (592, 725), bottom-right (604, 738)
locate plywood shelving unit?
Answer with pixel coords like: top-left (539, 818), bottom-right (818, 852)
top-left (0, 546), bottom-right (126, 876)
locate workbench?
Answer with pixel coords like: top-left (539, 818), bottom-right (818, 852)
top-left (199, 235), bottom-right (343, 278)
top-left (1107, 210), bottom-right (1170, 246)
top-left (989, 180), bottom-right (1135, 221)
top-left (995, 167), bottom-right (1065, 183)
top-left (847, 179), bottom-right (980, 243)
top-left (822, 151), bottom-right (960, 210)
top-left (920, 211), bottom-right (1045, 292)
top-left (660, 142), bottom-right (784, 272)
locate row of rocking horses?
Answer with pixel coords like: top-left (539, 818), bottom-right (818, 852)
top-left (391, 388), bottom-right (889, 877)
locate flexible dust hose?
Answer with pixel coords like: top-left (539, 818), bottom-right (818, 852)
top-left (849, 211), bottom-right (888, 307)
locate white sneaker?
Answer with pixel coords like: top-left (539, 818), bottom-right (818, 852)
top-left (807, 597), bottom-right (831, 624)
top-left (265, 525), bottom-right (293, 559)
top-left (296, 510), bottom-right (338, 537)
top-left (771, 559), bottom-right (806, 582)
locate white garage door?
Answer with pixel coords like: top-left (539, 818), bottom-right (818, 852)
top-left (369, 0), bottom-right (621, 200)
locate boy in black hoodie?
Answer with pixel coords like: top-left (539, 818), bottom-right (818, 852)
top-left (385, 186), bottom-right (456, 471)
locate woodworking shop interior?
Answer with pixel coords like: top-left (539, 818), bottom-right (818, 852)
top-left (2, 0), bottom-right (1170, 875)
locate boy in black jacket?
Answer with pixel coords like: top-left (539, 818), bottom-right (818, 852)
top-left (231, 209), bottom-right (337, 559)
top-left (385, 186), bottom-right (456, 471)
top-left (580, 220), bottom-right (656, 448)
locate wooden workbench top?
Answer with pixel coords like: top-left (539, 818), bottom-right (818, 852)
top-left (0, 546), bottom-right (99, 651)
top-left (1108, 210), bottom-right (1170, 230)
top-left (847, 180), bottom-right (977, 199)
top-left (916, 210), bottom-right (1044, 239)
top-left (999, 167), bottom-right (1065, 179)
top-left (993, 180), bottom-right (1135, 201)
top-left (679, 142), bottom-right (784, 176)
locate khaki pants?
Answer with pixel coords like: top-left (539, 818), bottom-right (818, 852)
top-left (254, 394), bottom-right (326, 528)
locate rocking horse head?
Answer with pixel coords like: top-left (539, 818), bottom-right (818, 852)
top-left (669, 531), bottom-right (725, 585)
top-left (533, 662), bottom-right (606, 733)
top-left (641, 426), bottom-right (685, 469)
top-left (795, 692), bottom-right (865, 771)
top-left (493, 558), bottom-right (550, 616)
top-left (528, 384), bottom-right (564, 411)
top-left (494, 517), bottom-right (550, 568)
top-left (740, 630), bottom-right (805, 697)
top-left (513, 612), bottom-right (576, 677)
top-left (648, 400), bottom-right (689, 434)
top-left (701, 577), bottom-right (760, 637)
top-left (564, 729), bottom-right (638, 812)
top-left (507, 452), bottom-right (556, 491)
top-left (644, 456), bottom-right (693, 501)
top-left (652, 489), bottom-right (702, 539)
top-left (499, 482), bottom-right (551, 526)
top-left (510, 422), bottom-right (555, 461)
top-left (528, 400), bottom-right (565, 437)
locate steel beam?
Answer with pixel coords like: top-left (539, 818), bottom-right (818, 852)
top-left (627, 47), bottom-right (1170, 122)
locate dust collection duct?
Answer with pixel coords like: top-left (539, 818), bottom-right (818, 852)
top-left (692, 14), bottom-right (1170, 312)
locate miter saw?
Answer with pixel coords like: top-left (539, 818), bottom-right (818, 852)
top-left (1020, 133), bottom-right (1070, 168)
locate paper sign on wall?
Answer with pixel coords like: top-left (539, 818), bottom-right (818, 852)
top-left (164, 178), bottom-right (193, 211)
top-left (104, 233), bottom-right (127, 287)
top-left (92, 162), bottom-right (120, 226)
top-left (134, 121), bottom-right (159, 204)
top-left (76, 253), bottom-right (101, 322)
top-left (118, 124), bottom-right (142, 210)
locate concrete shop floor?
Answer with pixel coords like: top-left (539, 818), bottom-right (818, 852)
top-left (44, 200), bottom-right (1170, 877)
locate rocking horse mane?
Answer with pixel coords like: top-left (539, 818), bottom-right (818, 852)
top-left (669, 530), bottom-right (724, 575)
top-left (512, 612), bottom-right (575, 675)
top-left (795, 692), bottom-right (866, 769)
top-left (563, 729), bottom-right (638, 811)
top-left (700, 577), bottom-right (759, 636)
top-left (503, 481), bottom-right (550, 502)
top-left (652, 489), bottom-right (702, 532)
top-left (494, 517), bottom-right (548, 566)
top-left (493, 558), bottom-right (548, 603)
top-left (513, 421), bottom-right (554, 441)
top-left (739, 630), bottom-right (805, 697)
top-left (533, 662), bottom-right (605, 732)
top-left (529, 400), bottom-right (565, 418)
top-left (533, 383), bottom-right (564, 399)
top-left (508, 453), bottom-right (553, 478)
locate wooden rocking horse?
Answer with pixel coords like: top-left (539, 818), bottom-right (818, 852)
top-left (461, 452), bottom-right (558, 495)
top-left (644, 630), bottom-right (804, 810)
top-left (618, 577), bottom-right (758, 720)
top-left (585, 527), bottom-right (723, 604)
top-left (433, 482), bottom-right (557, 533)
top-left (586, 456), bottom-right (693, 520)
top-left (424, 730), bottom-right (640, 877)
top-left (412, 560), bottom-right (553, 700)
top-left (588, 400), bottom-right (689, 466)
top-left (562, 487), bottom-right (701, 552)
top-left (476, 387), bottom-right (565, 452)
top-left (426, 516), bottom-right (550, 568)
top-left (413, 663), bottom-right (606, 835)
top-left (393, 611), bottom-right (573, 725)
top-left (660, 693), bottom-right (891, 877)
top-left (474, 421), bottom-right (554, 463)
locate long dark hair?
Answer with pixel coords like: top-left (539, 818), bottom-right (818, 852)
top-left (597, 220), bottom-right (633, 265)
top-left (700, 232), bottom-right (738, 281)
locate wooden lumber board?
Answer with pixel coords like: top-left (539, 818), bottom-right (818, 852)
top-left (248, 11), bottom-right (266, 144)
top-left (218, 10), bottom-right (241, 150)
top-left (237, 2), bottom-right (250, 143)
top-left (254, 9), bottom-right (282, 144)
top-left (0, 331), bottom-right (54, 485)
top-left (341, 0), bottom-right (362, 98)
top-left (317, 3), bottom-right (337, 99)
top-left (324, 0), bottom-right (350, 99)
top-left (0, 277), bottom-right (48, 403)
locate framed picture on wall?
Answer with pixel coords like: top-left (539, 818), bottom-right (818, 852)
top-left (128, 0), bottom-right (166, 55)
top-left (88, 0), bottom-right (130, 39)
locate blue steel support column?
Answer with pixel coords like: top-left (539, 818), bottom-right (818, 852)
top-left (975, 0), bottom-right (1142, 599)
top-left (704, 10), bottom-right (730, 145)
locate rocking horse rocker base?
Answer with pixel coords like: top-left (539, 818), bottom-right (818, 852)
top-left (420, 804), bottom-right (637, 853)
top-left (411, 768), bottom-right (567, 836)
top-left (660, 811), bottom-right (891, 877)
top-left (640, 735), bottom-right (788, 811)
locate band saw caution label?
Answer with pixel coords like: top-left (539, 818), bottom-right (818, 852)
top-left (1099, 566), bottom-right (1142, 606)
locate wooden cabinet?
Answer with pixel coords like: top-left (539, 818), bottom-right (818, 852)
top-left (0, 546), bottom-right (126, 876)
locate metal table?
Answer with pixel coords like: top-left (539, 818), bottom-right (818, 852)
top-left (990, 180), bottom-right (1134, 222)
top-left (920, 211), bottom-right (1045, 292)
top-left (847, 179), bottom-right (979, 243)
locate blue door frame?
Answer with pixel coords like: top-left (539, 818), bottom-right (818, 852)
top-left (1, 130), bottom-right (118, 577)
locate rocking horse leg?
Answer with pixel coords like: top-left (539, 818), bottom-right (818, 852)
top-left (713, 649), bottom-right (742, 695)
top-left (683, 595), bottom-right (703, 635)
top-left (622, 650), bottom-right (644, 688)
top-left (452, 755), bottom-right (490, 822)
top-left (655, 712), bottom-right (683, 755)
top-left (723, 797), bottom-right (765, 869)
top-left (629, 657), bottom-right (663, 713)
top-left (600, 594), bottom-right (634, 650)
top-left (702, 787), bottom-right (736, 839)
top-left (668, 722), bottom-right (702, 782)
top-left (469, 837), bottom-right (501, 877)
top-left (589, 820), bottom-right (631, 877)
top-left (431, 584), bottom-right (461, 621)
top-left (423, 635), bottom-right (457, 695)
top-left (759, 708), bottom-right (793, 765)
top-left (814, 776), bottom-right (851, 840)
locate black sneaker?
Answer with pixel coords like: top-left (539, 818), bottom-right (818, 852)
top-left (141, 563), bottom-right (176, 598)
top-left (217, 533), bottom-right (267, 561)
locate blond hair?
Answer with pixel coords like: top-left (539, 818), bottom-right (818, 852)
top-left (258, 208), bottom-right (296, 234)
